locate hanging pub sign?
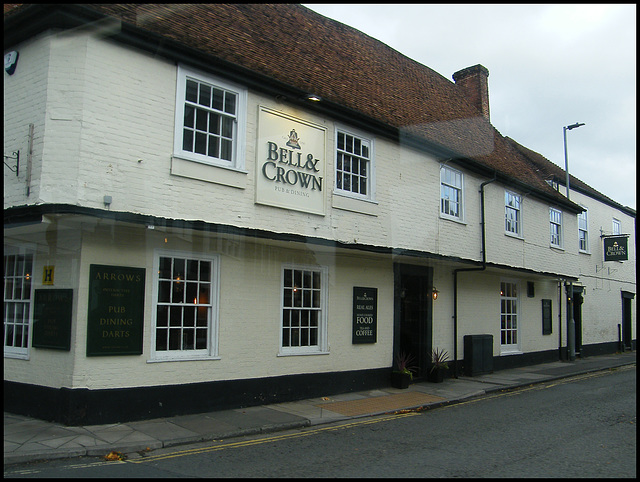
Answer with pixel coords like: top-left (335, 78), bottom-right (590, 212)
top-left (33, 289), bottom-right (73, 350)
top-left (352, 286), bottom-right (377, 344)
top-left (256, 106), bottom-right (326, 215)
top-left (603, 236), bottom-right (628, 262)
top-left (87, 264), bottom-right (145, 356)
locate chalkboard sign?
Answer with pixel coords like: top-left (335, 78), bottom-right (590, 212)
top-left (33, 289), bottom-right (73, 350)
top-left (87, 264), bottom-right (145, 356)
top-left (352, 287), bottom-right (377, 344)
top-left (542, 299), bottom-right (552, 335)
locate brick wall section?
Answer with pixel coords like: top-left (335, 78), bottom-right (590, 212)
top-left (453, 65), bottom-right (490, 121)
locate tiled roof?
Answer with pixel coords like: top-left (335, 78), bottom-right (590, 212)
top-left (505, 137), bottom-right (634, 215)
top-left (4, 4), bottom-right (587, 210)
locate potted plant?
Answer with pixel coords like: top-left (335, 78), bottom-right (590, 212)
top-left (428, 348), bottom-right (449, 383)
top-left (391, 351), bottom-right (416, 389)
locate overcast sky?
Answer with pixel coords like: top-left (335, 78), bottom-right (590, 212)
top-left (304, 4), bottom-right (636, 210)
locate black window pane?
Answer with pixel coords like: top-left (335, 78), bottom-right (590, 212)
top-left (157, 306), bottom-right (168, 327)
top-left (208, 136), bottom-right (219, 158)
top-left (221, 117), bottom-right (233, 138)
top-left (212, 88), bottom-right (224, 110)
top-left (199, 261), bottom-right (211, 282)
top-left (199, 84), bottom-right (211, 107)
top-left (184, 105), bottom-right (194, 128)
top-left (209, 112), bottom-right (220, 134)
top-left (195, 132), bottom-right (207, 155)
top-left (186, 80), bottom-right (198, 103)
top-left (156, 328), bottom-right (167, 350)
top-left (183, 129), bottom-right (193, 152)
top-left (221, 139), bottom-right (232, 161)
top-left (224, 92), bottom-right (236, 114)
top-left (196, 328), bottom-right (207, 349)
top-left (196, 108), bottom-right (208, 131)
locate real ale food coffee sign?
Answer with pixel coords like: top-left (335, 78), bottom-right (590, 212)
top-left (256, 106), bottom-right (326, 215)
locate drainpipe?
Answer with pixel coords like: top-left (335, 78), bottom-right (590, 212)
top-left (453, 173), bottom-right (497, 377)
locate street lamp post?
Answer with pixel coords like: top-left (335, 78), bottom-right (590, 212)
top-left (562, 122), bottom-right (584, 362)
top-left (563, 122), bottom-right (585, 200)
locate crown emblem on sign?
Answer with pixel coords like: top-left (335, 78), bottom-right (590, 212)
top-left (286, 129), bottom-right (301, 149)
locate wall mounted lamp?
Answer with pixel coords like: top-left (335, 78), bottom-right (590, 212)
top-left (432, 287), bottom-right (439, 301)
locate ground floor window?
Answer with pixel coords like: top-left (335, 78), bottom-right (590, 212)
top-left (500, 281), bottom-right (519, 352)
top-left (4, 250), bottom-right (33, 358)
top-left (280, 265), bottom-right (328, 355)
top-left (152, 251), bottom-right (219, 360)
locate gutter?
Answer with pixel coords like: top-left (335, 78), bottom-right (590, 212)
top-left (452, 173), bottom-right (497, 377)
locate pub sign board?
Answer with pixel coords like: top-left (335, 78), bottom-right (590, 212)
top-left (256, 106), bottom-right (326, 216)
top-left (33, 289), bottom-right (73, 350)
top-left (604, 236), bottom-right (628, 262)
top-left (87, 264), bottom-right (145, 356)
top-left (352, 286), bottom-right (377, 344)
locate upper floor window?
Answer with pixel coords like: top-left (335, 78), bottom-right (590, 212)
top-left (335, 129), bottom-right (373, 200)
top-left (151, 251), bottom-right (219, 361)
top-left (174, 66), bottom-right (246, 170)
top-left (549, 208), bottom-right (563, 248)
top-left (578, 209), bottom-right (589, 252)
top-left (280, 265), bottom-right (328, 355)
top-left (612, 218), bottom-right (621, 235)
top-left (440, 166), bottom-right (463, 221)
top-left (4, 249), bottom-right (33, 359)
top-left (505, 191), bottom-right (522, 237)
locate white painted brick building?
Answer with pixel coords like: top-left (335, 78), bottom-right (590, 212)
top-left (4, 4), bottom-right (635, 425)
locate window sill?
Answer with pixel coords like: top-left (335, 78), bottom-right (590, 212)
top-left (4, 351), bottom-right (29, 360)
top-left (171, 155), bottom-right (247, 189)
top-left (278, 350), bottom-right (330, 357)
top-left (549, 245), bottom-right (565, 252)
top-left (332, 192), bottom-right (378, 216)
top-left (147, 355), bottom-right (221, 363)
top-left (505, 232), bottom-right (524, 240)
top-left (499, 348), bottom-right (522, 356)
top-left (439, 214), bottom-right (467, 225)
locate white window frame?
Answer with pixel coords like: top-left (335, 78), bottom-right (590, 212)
top-left (4, 246), bottom-right (34, 359)
top-left (279, 264), bottom-right (329, 356)
top-left (504, 190), bottom-right (522, 237)
top-left (549, 208), bottom-right (563, 248)
top-left (334, 127), bottom-right (375, 202)
top-left (612, 218), bottom-right (621, 235)
top-left (150, 250), bottom-right (220, 362)
top-left (440, 165), bottom-right (464, 222)
top-left (578, 208), bottom-right (589, 253)
top-left (500, 280), bottom-right (521, 354)
top-left (173, 65), bottom-right (247, 171)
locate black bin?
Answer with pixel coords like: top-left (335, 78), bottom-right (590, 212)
top-left (463, 334), bottom-right (493, 376)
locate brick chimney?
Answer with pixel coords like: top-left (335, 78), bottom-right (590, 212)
top-left (453, 64), bottom-right (490, 121)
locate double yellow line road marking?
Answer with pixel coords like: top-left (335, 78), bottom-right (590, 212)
top-left (127, 411), bottom-right (419, 464)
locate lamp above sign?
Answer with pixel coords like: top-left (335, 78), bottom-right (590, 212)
top-left (603, 236), bottom-right (628, 262)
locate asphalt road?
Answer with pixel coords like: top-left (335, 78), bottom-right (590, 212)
top-left (5, 365), bottom-right (636, 478)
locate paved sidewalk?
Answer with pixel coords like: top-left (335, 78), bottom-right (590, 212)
top-left (4, 351), bottom-right (636, 466)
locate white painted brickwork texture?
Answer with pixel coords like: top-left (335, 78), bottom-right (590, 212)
top-left (4, 33), bottom-right (635, 389)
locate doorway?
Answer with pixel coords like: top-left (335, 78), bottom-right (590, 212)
top-left (393, 264), bottom-right (433, 379)
top-left (572, 287), bottom-right (584, 356)
top-left (621, 291), bottom-right (635, 350)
